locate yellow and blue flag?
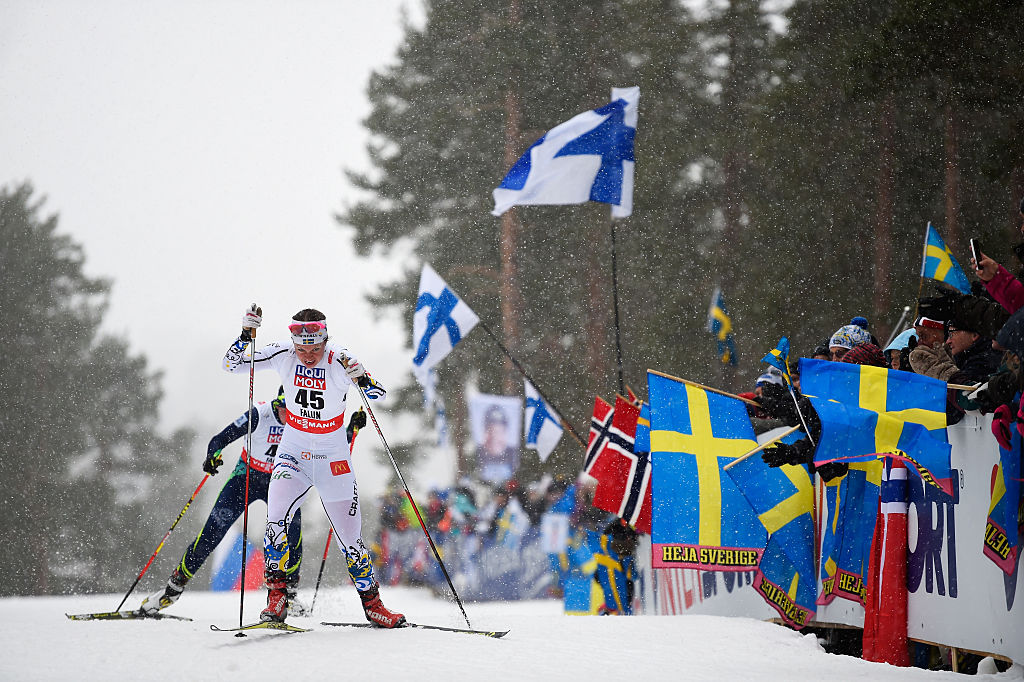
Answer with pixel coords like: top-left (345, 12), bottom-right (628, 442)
top-left (762, 337), bottom-right (792, 385)
top-left (818, 462), bottom-right (882, 606)
top-left (727, 454), bottom-right (817, 629)
top-left (921, 222), bottom-right (971, 294)
top-left (752, 543), bottom-right (817, 630)
top-left (634, 401), bottom-right (650, 453)
top-left (799, 358), bottom-right (952, 495)
top-left (985, 428), bottom-right (1021, 575)
top-left (648, 370), bottom-right (765, 571)
top-left (707, 287), bottom-right (737, 366)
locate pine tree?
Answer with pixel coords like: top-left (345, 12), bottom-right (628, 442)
top-left (0, 182), bottom-right (192, 595)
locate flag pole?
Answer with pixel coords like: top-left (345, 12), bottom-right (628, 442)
top-left (915, 222), bottom-right (931, 320)
top-left (476, 318), bottom-right (587, 448)
top-left (610, 217), bottom-right (626, 395)
top-left (647, 369), bottom-right (761, 407)
top-left (722, 425), bottom-right (802, 471)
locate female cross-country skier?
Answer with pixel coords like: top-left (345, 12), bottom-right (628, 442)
top-left (223, 304), bottom-right (405, 626)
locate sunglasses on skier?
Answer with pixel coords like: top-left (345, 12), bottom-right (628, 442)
top-left (288, 321), bottom-right (327, 335)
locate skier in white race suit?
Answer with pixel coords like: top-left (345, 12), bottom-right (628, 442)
top-left (223, 304), bottom-right (405, 626)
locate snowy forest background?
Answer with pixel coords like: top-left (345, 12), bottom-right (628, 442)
top-left (4, 0), bottom-right (1024, 596)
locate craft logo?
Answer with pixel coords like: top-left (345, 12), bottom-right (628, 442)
top-left (908, 467), bottom-right (958, 598)
top-left (330, 460), bottom-right (351, 476)
top-left (268, 425), bottom-right (284, 444)
top-left (294, 365), bottom-right (326, 390)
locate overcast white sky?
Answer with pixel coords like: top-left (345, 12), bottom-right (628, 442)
top-left (0, 2), bottom-right (451, 490)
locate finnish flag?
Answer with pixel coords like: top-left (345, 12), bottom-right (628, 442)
top-left (524, 379), bottom-right (563, 463)
top-left (492, 87), bottom-right (639, 218)
top-left (412, 263), bottom-right (479, 374)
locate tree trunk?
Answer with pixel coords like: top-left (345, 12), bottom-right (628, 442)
top-left (944, 101), bottom-right (961, 251)
top-left (499, 0), bottom-right (522, 397)
top-left (872, 96), bottom-right (896, 339)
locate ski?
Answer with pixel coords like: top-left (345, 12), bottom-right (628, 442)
top-left (210, 621), bottom-right (310, 634)
top-left (66, 609), bottom-right (192, 622)
top-left (320, 621), bottom-right (509, 638)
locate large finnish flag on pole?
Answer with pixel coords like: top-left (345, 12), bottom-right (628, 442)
top-left (492, 86), bottom-right (639, 218)
top-left (524, 378), bottom-right (563, 462)
top-left (412, 263), bottom-right (480, 376)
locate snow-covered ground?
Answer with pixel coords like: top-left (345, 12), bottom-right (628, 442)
top-left (3, 587), bottom-right (1020, 681)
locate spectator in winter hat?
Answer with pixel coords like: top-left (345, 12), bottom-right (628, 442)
top-left (850, 315), bottom-right (881, 346)
top-left (811, 344), bottom-right (830, 361)
top-left (883, 328), bottom-right (917, 371)
top-left (841, 342), bottom-right (887, 368)
top-left (828, 324), bottom-right (872, 361)
top-left (755, 368), bottom-right (784, 390)
top-left (913, 315), bottom-right (946, 350)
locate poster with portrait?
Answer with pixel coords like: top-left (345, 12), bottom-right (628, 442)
top-left (467, 393), bottom-right (523, 485)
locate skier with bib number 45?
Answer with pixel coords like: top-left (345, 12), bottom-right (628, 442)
top-left (223, 304), bottom-right (406, 627)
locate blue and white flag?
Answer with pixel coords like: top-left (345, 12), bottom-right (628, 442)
top-left (412, 263), bottom-right (480, 375)
top-left (524, 379), bottom-right (563, 462)
top-left (492, 87), bottom-right (639, 218)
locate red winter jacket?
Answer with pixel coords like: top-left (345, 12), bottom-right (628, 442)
top-left (984, 264), bottom-right (1024, 315)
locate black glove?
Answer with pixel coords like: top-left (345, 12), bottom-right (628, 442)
top-left (347, 409), bottom-right (367, 444)
top-left (917, 288), bottom-right (963, 322)
top-left (974, 370), bottom-right (1020, 414)
top-left (813, 461), bottom-right (849, 482)
top-left (203, 449), bottom-right (224, 476)
top-left (758, 383), bottom-right (794, 422)
top-left (761, 438), bottom-right (812, 467)
top-left (349, 408), bottom-right (367, 431)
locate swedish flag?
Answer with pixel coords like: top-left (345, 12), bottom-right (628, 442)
top-left (752, 544), bottom-right (817, 629)
top-left (762, 337), bottom-right (792, 385)
top-left (921, 222), bottom-right (971, 294)
top-left (799, 358), bottom-right (947, 439)
top-left (799, 359), bottom-right (952, 496)
top-left (818, 462), bottom-right (881, 606)
top-left (648, 370), bottom-right (765, 570)
top-left (707, 287), bottom-right (737, 366)
top-left (985, 427), bottom-right (1021, 575)
top-left (726, 454), bottom-right (817, 628)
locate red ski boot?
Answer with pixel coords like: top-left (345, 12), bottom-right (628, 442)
top-left (359, 585), bottom-right (406, 628)
top-left (261, 573), bottom-right (289, 623)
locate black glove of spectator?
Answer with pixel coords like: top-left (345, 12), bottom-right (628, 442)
top-left (203, 449), bottom-right (224, 476)
top-left (761, 438), bottom-right (813, 467)
top-left (974, 370), bottom-right (1020, 414)
top-left (813, 461), bottom-right (849, 482)
top-left (917, 288), bottom-right (962, 322)
top-left (758, 383), bottom-right (797, 423)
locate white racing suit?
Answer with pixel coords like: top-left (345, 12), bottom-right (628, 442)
top-left (223, 336), bottom-right (381, 591)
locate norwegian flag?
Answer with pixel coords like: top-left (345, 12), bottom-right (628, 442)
top-left (588, 395), bottom-right (652, 533)
top-left (862, 458), bottom-right (910, 666)
top-left (583, 396), bottom-right (615, 474)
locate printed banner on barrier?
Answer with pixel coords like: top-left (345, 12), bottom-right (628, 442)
top-left (648, 370), bottom-right (766, 570)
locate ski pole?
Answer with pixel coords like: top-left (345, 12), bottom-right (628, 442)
top-left (115, 474), bottom-right (210, 611)
top-left (309, 528), bottom-right (333, 614)
top-left (237, 318), bottom-right (259, 635)
top-left (352, 384), bottom-right (473, 629)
